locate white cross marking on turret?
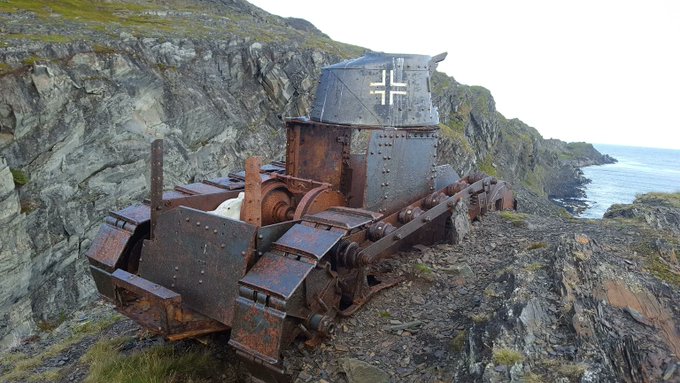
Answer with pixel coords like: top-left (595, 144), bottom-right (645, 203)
top-left (369, 70), bottom-right (407, 105)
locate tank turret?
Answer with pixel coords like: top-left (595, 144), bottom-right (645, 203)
top-left (311, 52), bottom-right (447, 127)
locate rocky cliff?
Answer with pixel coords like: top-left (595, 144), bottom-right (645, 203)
top-left (0, 0), bottom-right (613, 350)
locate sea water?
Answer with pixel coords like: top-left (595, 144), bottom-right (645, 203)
top-left (579, 144), bottom-right (680, 219)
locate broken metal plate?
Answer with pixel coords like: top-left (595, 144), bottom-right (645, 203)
top-left (112, 268), bottom-right (181, 303)
top-left (85, 224), bottom-right (132, 271)
top-left (110, 204), bottom-right (150, 226)
top-left (239, 252), bottom-right (314, 300)
top-left (273, 223), bottom-right (344, 260)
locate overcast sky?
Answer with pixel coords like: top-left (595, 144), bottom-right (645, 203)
top-left (248, 0), bottom-right (680, 150)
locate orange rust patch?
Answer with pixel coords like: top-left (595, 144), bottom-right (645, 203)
top-left (597, 279), bottom-right (680, 356)
top-left (575, 234), bottom-right (590, 245)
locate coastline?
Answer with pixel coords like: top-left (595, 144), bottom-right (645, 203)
top-left (568, 144), bottom-right (680, 218)
top-left (548, 154), bottom-right (617, 216)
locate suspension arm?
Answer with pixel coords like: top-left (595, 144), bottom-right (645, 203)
top-left (356, 177), bottom-right (490, 266)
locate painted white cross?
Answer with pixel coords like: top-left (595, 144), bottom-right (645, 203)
top-left (369, 70), bottom-right (407, 105)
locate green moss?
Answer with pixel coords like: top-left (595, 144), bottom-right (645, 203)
top-left (431, 71), bottom-right (455, 96)
top-left (648, 256), bottom-right (680, 286)
top-left (559, 142), bottom-right (597, 160)
top-left (92, 44), bottom-right (117, 54)
top-left (4, 33), bottom-right (73, 44)
top-left (0, 0), bottom-right (364, 60)
top-left (469, 86), bottom-right (493, 119)
top-left (450, 330), bottom-right (467, 353)
top-left (635, 192), bottom-right (680, 209)
top-left (492, 348), bottom-right (524, 366)
top-left (156, 63), bottom-right (177, 72)
top-left (522, 167), bottom-right (547, 196)
top-left (10, 168), bottom-right (28, 186)
top-left (538, 359), bottom-right (587, 381)
top-left (558, 208), bottom-right (573, 219)
top-left (22, 56), bottom-right (49, 66)
top-left (439, 123), bottom-right (474, 156)
top-left (0, 0), bottom-right (152, 24)
top-left (0, 62), bottom-right (14, 76)
top-left (478, 154), bottom-right (497, 177)
top-left (483, 286), bottom-right (501, 298)
top-left (632, 240), bottom-right (657, 256)
top-left (525, 262), bottom-right (544, 272)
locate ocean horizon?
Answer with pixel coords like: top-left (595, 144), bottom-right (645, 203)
top-left (578, 143), bottom-right (680, 219)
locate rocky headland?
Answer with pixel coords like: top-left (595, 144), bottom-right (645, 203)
top-left (1, 1), bottom-right (671, 383)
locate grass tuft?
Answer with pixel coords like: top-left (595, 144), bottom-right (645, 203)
top-left (450, 330), bottom-right (467, 353)
top-left (525, 262), bottom-right (544, 272)
top-left (500, 211), bottom-right (529, 227)
top-left (414, 263), bottom-right (432, 275)
top-left (378, 311), bottom-right (391, 318)
top-left (540, 359), bottom-right (587, 380)
top-left (470, 313), bottom-right (490, 324)
top-left (527, 242), bottom-right (547, 251)
top-left (492, 348), bottom-right (524, 366)
top-left (83, 337), bottom-right (228, 383)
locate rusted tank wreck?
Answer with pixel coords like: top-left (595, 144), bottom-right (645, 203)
top-left (86, 52), bottom-right (515, 381)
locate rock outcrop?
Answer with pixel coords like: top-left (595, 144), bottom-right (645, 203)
top-left (280, 194), bottom-right (679, 382)
top-left (0, 0), bottom-right (614, 349)
top-left (605, 193), bottom-right (680, 236)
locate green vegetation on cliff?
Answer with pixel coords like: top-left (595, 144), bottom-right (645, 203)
top-left (636, 192), bottom-right (680, 209)
top-left (0, 0), bottom-right (363, 58)
top-left (605, 192), bottom-right (680, 287)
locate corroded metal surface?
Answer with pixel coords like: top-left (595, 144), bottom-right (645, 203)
top-left (150, 139), bottom-right (163, 239)
top-left (243, 156), bottom-right (263, 227)
top-left (239, 252), bottom-right (315, 300)
top-left (273, 224), bottom-right (344, 260)
top-left (86, 224), bottom-right (133, 271)
top-left (87, 52), bottom-right (517, 383)
top-left (310, 52), bottom-right (447, 127)
top-left (364, 129), bottom-right (439, 214)
top-left (139, 206), bottom-right (257, 326)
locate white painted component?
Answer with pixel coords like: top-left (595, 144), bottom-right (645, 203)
top-left (209, 192), bottom-right (245, 220)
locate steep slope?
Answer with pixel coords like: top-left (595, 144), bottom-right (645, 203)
top-left (0, 0), bottom-right (611, 349)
